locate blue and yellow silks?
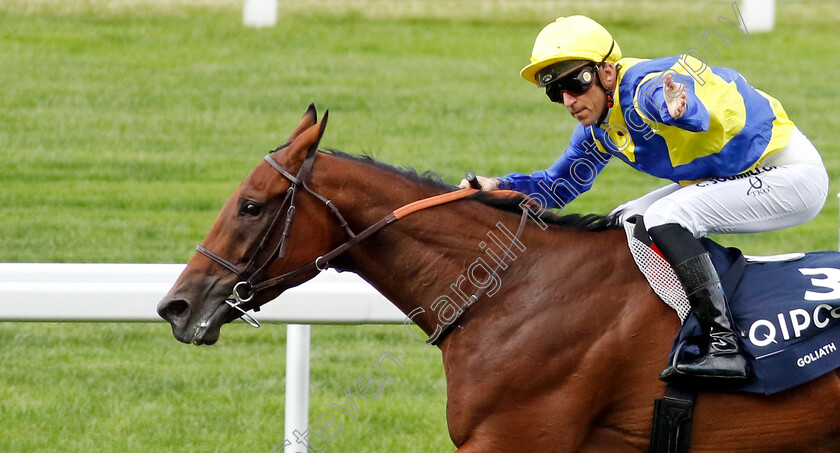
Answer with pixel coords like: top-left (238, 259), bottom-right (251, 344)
top-left (501, 56), bottom-right (795, 209)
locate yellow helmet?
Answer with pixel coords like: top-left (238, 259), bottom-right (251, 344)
top-left (521, 15), bottom-right (622, 86)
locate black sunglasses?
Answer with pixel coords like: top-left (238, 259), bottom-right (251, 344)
top-left (545, 65), bottom-right (597, 103)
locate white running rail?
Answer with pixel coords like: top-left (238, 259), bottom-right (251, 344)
top-left (0, 263), bottom-right (405, 453)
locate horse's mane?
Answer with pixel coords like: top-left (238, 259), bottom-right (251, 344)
top-left (469, 192), bottom-right (616, 232)
top-left (322, 148), bottom-right (451, 188)
top-left (322, 148), bottom-right (617, 232)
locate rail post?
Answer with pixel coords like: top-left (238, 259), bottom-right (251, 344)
top-left (243, 0), bottom-right (277, 28)
top-left (284, 324), bottom-right (311, 453)
top-left (740, 0), bottom-right (775, 33)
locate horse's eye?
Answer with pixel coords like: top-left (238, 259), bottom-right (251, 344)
top-left (239, 201), bottom-right (262, 217)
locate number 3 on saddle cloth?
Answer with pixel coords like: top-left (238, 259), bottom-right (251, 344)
top-left (624, 215), bottom-right (840, 394)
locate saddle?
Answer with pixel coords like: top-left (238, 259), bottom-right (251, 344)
top-left (624, 216), bottom-right (840, 394)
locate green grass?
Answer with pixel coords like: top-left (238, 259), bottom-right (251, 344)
top-left (1, 1), bottom-right (839, 451)
top-left (0, 322), bottom-right (449, 452)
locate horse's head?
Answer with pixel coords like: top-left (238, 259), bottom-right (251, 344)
top-left (158, 105), bottom-right (346, 345)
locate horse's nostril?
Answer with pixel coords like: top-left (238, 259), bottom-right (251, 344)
top-left (159, 299), bottom-right (189, 321)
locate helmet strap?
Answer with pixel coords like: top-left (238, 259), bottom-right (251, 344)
top-left (597, 39), bottom-right (617, 110)
top-left (592, 66), bottom-right (614, 125)
top-left (596, 88), bottom-right (613, 126)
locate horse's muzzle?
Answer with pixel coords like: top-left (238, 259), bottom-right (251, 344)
top-left (157, 297), bottom-right (196, 344)
top-left (157, 292), bottom-right (227, 345)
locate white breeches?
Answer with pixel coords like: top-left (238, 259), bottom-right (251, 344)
top-left (612, 127), bottom-right (829, 238)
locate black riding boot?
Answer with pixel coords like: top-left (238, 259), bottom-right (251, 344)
top-left (649, 223), bottom-right (749, 381)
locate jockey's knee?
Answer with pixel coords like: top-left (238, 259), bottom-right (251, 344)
top-left (643, 199), bottom-right (703, 238)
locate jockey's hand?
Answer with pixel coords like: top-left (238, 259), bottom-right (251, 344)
top-left (663, 73), bottom-right (687, 119)
top-left (608, 202), bottom-right (632, 225)
top-left (459, 175), bottom-right (500, 191)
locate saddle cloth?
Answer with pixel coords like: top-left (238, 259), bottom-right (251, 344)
top-left (623, 216), bottom-right (840, 394)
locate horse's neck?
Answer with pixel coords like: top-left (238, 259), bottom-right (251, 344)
top-left (312, 155), bottom-right (637, 340)
top-left (352, 207), bottom-right (635, 342)
top-left (316, 161), bottom-right (627, 338)
top-left (320, 169), bottom-right (492, 333)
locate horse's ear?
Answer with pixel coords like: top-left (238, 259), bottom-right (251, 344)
top-left (287, 103), bottom-right (318, 142)
top-left (306, 110), bottom-right (329, 158)
top-left (286, 110), bottom-right (328, 164)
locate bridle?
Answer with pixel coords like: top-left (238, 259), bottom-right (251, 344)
top-left (195, 146), bottom-right (503, 329)
top-left (196, 145), bottom-right (326, 327)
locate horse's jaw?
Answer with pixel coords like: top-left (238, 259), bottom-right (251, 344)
top-left (187, 302), bottom-right (229, 345)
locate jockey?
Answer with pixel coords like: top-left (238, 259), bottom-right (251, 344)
top-left (461, 16), bottom-right (829, 382)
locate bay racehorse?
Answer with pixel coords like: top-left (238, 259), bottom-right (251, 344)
top-left (158, 106), bottom-right (840, 452)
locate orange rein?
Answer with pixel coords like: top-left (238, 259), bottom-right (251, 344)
top-left (393, 188), bottom-right (477, 219)
top-left (393, 188), bottom-right (528, 220)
